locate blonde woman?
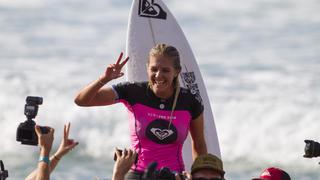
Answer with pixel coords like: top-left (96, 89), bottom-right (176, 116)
top-left (75, 44), bottom-right (207, 179)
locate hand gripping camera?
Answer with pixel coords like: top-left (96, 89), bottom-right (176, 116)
top-left (16, 96), bottom-right (49, 146)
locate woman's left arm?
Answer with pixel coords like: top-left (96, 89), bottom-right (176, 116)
top-left (189, 112), bottom-right (207, 160)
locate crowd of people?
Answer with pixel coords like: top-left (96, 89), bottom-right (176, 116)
top-left (26, 124), bottom-right (291, 180)
top-left (25, 44), bottom-right (291, 180)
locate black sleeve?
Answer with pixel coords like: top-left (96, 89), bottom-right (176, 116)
top-left (190, 93), bottom-right (204, 120)
top-left (112, 81), bottom-right (134, 101)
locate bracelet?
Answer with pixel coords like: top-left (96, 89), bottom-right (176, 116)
top-left (53, 155), bottom-right (60, 161)
top-left (39, 156), bottom-right (50, 164)
top-left (98, 77), bottom-right (107, 86)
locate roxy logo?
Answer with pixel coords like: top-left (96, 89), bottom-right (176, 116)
top-left (138, 0), bottom-right (167, 19)
top-left (146, 119), bottom-right (177, 144)
top-left (181, 66), bottom-right (203, 104)
top-left (150, 128), bottom-right (174, 140)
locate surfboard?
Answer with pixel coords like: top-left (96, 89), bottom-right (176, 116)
top-left (125, 0), bottom-right (221, 171)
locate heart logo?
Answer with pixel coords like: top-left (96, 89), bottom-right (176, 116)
top-left (151, 128), bottom-right (174, 140)
top-left (138, 0), bottom-right (167, 20)
top-left (146, 119), bottom-right (177, 144)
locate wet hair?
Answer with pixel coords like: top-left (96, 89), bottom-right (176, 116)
top-left (148, 43), bottom-right (182, 71)
top-left (148, 43), bottom-right (182, 128)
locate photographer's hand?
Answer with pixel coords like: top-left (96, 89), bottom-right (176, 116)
top-left (35, 125), bottom-right (54, 157)
top-left (112, 148), bottom-right (137, 180)
top-left (34, 125), bottom-right (54, 180)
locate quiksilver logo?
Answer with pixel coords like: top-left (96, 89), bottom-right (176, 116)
top-left (138, 0), bottom-right (167, 20)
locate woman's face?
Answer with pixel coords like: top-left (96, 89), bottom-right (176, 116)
top-left (147, 55), bottom-right (179, 98)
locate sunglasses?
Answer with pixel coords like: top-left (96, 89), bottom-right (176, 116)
top-left (192, 178), bottom-right (223, 180)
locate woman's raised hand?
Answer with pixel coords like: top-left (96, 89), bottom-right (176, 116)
top-left (101, 52), bottom-right (129, 83)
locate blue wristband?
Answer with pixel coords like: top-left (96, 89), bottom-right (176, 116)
top-left (39, 156), bottom-right (50, 164)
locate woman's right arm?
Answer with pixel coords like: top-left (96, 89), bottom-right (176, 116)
top-left (74, 53), bottom-right (129, 107)
top-left (74, 78), bottom-right (116, 106)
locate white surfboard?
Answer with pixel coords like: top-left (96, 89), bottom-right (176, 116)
top-left (125, 0), bottom-right (221, 171)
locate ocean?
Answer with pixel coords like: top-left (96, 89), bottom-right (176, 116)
top-left (0, 0), bottom-right (319, 179)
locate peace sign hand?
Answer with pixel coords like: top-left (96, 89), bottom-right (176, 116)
top-left (54, 123), bottom-right (79, 159)
top-left (101, 52), bottom-right (129, 83)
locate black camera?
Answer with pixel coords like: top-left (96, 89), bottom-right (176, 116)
top-left (16, 96), bottom-right (49, 146)
top-left (0, 160), bottom-right (8, 180)
top-left (304, 140), bottom-right (320, 158)
top-left (142, 162), bottom-right (185, 180)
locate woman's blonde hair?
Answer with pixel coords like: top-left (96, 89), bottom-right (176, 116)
top-left (148, 43), bottom-right (182, 128)
top-left (148, 43), bottom-right (181, 71)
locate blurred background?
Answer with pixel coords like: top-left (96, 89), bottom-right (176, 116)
top-left (0, 0), bottom-right (319, 179)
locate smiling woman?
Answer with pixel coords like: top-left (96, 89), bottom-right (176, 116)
top-left (74, 43), bottom-right (207, 180)
top-left (147, 44), bottom-right (181, 100)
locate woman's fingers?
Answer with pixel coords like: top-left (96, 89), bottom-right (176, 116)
top-left (116, 52), bottom-right (124, 65)
top-left (115, 52), bottom-right (129, 68)
top-left (117, 72), bottom-right (124, 78)
top-left (107, 64), bottom-right (121, 74)
top-left (103, 53), bottom-right (129, 81)
top-left (119, 56), bottom-right (129, 68)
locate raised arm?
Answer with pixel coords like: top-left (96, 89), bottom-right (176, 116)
top-left (49, 123), bottom-right (79, 172)
top-left (74, 53), bottom-right (129, 106)
top-left (35, 126), bottom-right (54, 180)
top-left (189, 112), bottom-right (207, 160)
top-left (26, 123), bottom-right (79, 180)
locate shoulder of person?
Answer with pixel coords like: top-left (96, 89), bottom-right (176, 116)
top-left (180, 87), bottom-right (203, 105)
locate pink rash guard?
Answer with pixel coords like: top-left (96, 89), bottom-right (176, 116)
top-left (112, 82), bottom-right (203, 173)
